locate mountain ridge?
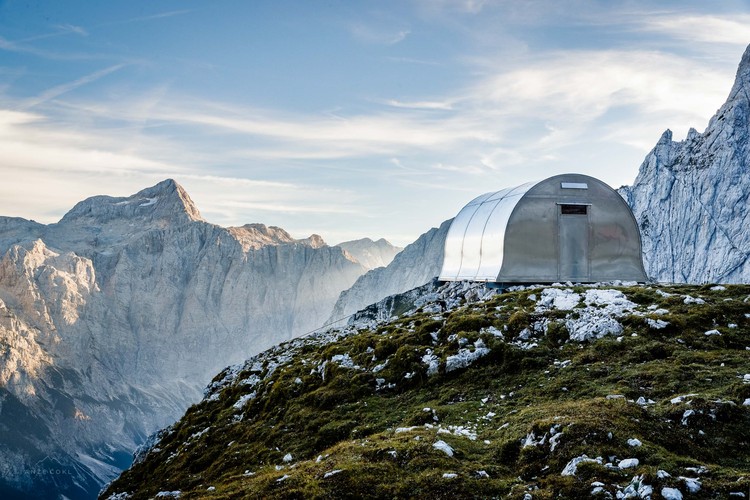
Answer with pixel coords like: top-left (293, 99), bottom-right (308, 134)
top-left (59, 178), bottom-right (204, 226)
top-left (327, 220), bottom-right (451, 326)
top-left (335, 237), bottom-right (403, 271)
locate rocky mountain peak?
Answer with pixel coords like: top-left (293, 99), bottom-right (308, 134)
top-left (141, 178), bottom-right (203, 221)
top-left (734, 42), bottom-right (750, 86)
top-left (620, 42), bottom-right (750, 283)
top-left (58, 178), bottom-right (203, 227)
top-left (0, 179), bottom-right (376, 498)
top-left (701, 46), bottom-right (750, 140)
top-left (302, 234), bottom-right (326, 248)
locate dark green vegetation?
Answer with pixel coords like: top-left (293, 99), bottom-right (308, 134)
top-left (102, 284), bottom-right (750, 499)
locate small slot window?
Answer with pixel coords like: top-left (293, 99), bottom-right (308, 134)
top-left (561, 204), bottom-right (588, 215)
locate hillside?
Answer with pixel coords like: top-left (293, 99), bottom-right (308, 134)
top-left (104, 281), bottom-right (750, 499)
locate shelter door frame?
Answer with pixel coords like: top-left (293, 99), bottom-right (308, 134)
top-left (557, 203), bottom-right (591, 281)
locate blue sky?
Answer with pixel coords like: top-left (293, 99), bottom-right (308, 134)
top-left (1, 1), bottom-right (749, 245)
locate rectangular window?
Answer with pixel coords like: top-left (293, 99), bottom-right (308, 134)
top-left (561, 204), bottom-right (588, 215)
top-left (561, 182), bottom-right (588, 189)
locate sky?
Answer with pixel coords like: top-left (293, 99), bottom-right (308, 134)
top-left (1, 1), bottom-right (749, 246)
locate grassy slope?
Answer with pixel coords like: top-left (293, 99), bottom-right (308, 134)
top-left (103, 284), bottom-right (750, 499)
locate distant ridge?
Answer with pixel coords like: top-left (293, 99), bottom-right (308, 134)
top-left (327, 219), bottom-right (450, 325)
top-left (335, 237), bottom-right (403, 270)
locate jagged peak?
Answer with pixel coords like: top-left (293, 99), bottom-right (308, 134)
top-left (129, 178), bottom-right (203, 221)
top-left (720, 43), bottom-right (750, 102)
top-left (59, 179), bottom-right (204, 225)
top-left (335, 237), bottom-right (400, 249)
top-left (658, 129), bottom-right (673, 144)
top-left (706, 43), bottom-right (750, 132)
top-left (736, 42), bottom-right (750, 84)
top-left (343, 237), bottom-right (375, 245)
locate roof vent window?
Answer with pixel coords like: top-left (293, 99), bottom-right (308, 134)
top-left (561, 182), bottom-right (588, 189)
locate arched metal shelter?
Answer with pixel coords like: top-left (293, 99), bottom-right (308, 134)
top-left (439, 173), bottom-right (647, 283)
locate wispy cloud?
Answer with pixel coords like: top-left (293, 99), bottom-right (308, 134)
top-left (386, 56), bottom-right (443, 66)
top-left (216, 200), bottom-right (362, 216)
top-left (0, 105), bottom-right (366, 227)
top-left (111, 9), bottom-right (194, 26)
top-left (14, 44), bottom-right (731, 191)
top-left (640, 14), bottom-right (750, 45)
top-left (21, 64), bottom-right (128, 109)
top-left (2, 4), bottom-right (745, 243)
top-left (431, 162), bottom-right (490, 174)
top-left (69, 96), bottom-right (498, 159)
top-left (467, 49), bottom-right (731, 129)
top-left (385, 99), bottom-right (454, 110)
top-left (349, 23), bottom-right (411, 45)
top-left (17, 24), bottom-right (88, 43)
top-left (416, 0), bottom-right (490, 15)
top-left (0, 35), bottom-right (92, 60)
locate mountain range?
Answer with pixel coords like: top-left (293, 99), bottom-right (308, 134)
top-left (2, 41), bottom-right (750, 500)
top-left (0, 180), bottom-right (399, 499)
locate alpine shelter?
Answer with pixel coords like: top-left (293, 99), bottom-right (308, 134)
top-left (439, 173), bottom-right (648, 284)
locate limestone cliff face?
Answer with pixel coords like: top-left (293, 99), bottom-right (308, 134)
top-left (328, 220), bottom-right (451, 325)
top-left (0, 179), bottom-right (366, 499)
top-left (619, 44), bottom-right (750, 283)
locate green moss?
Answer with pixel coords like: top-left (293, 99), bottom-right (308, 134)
top-left (102, 284), bottom-right (750, 500)
top-left (442, 312), bottom-right (493, 338)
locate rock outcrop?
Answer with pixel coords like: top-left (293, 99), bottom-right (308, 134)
top-left (0, 179), bottom-right (368, 499)
top-left (620, 44), bottom-right (750, 283)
